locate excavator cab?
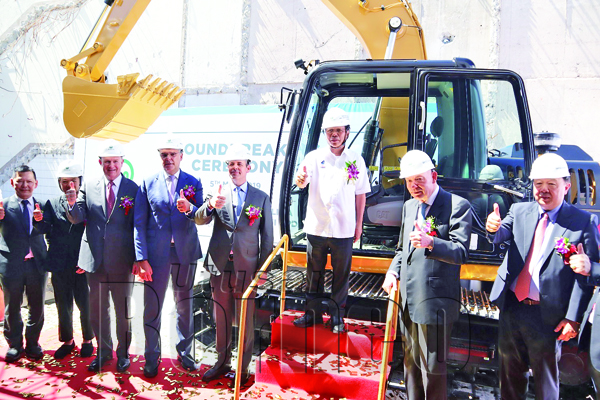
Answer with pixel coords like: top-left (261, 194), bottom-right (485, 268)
top-left (279, 60), bottom-right (535, 274)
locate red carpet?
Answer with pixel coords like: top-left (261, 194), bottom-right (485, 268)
top-left (252, 311), bottom-right (392, 400)
top-left (0, 349), bottom-right (254, 399)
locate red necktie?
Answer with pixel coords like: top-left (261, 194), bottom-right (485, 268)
top-left (514, 212), bottom-right (548, 301)
top-left (107, 181), bottom-right (115, 215)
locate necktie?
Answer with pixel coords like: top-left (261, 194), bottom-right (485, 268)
top-left (420, 202), bottom-right (428, 223)
top-left (22, 199), bottom-right (30, 234)
top-left (107, 181), bottom-right (115, 216)
top-left (514, 212), bottom-right (548, 301)
top-left (234, 187), bottom-right (243, 224)
top-left (168, 175), bottom-right (176, 205)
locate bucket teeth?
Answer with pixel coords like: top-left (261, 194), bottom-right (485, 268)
top-left (135, 75), bottom-right (182, 105)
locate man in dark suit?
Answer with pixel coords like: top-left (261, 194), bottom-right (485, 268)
top-left (134, 136), bottom-right (203, 378)
top-left (0, 165), bottom-right (48, 362)
top-left (566, 220), bottom-right (600, 398)
top-left (66, 139), bottom-right (139, 373)
top-left (34, 160), bottom-right (94, 359)
top-left (382, 150), bottom-right (472, 400)
top-left (190, 144), bottom-right (273, 384)
top-left (486, 153), bottom-right (595, 399)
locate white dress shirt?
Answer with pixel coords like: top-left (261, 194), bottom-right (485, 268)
top-left (299, 146), bottom-right (370, 238)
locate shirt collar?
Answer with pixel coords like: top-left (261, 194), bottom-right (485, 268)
top-left (163, 169), bottom-right (181, 181)
top-left (538, 201), bottom-right (563, 223)
top-left (16, 196), bottom-right (31, 205)
top-left (421, 184), bottom-right (440, 207)
top-left (104, 174), bottom-right (122, 187)
top-left (234, 181), bottom-right (248, 193)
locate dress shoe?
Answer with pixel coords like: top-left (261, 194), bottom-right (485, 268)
top-left (80, 342), bottom-right (94, 358)
top-left (54, 342), bottom-right (76, 359)
top-left (178, 354), bottom-right (198, 372)
top-left (239, 370), bottom-right (252, 386)
top-left (25, 345), bottom-right (44, 361)
top-left (143, 360), bottom-right (160, 378)
top-left (202, 364), bottom-right (232, 382)
top-left (293, 312), bottom-right (323, 328)
top-left (330, 315), bottom-right (346, 334)
top-left (5, 348), bottom-right (24, 363)
top-left (88, 354), bottom-right (113, 372)
top-left (116, 357), bottom-right (130, 372)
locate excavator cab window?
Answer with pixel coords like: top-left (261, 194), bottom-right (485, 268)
top-left (416, 69), bottom-right (534, 261)
top-left (287, 70), bottom-right (413, 253)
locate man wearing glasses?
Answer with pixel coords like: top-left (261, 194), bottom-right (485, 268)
top-left (134, 136), bottom-right (203, 378)
top-left (293, 107), bottom-right (370, 333)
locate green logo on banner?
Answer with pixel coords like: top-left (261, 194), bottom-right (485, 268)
top-left (122, 159), bottom-right (134, 180)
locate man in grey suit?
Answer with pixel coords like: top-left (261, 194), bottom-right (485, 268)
top-left (382, 150), bottom-right (472, 400)
top-left (189, 144), bottom-right (273, 384)
top-left (0, 165), bottom-right (48, 362)
top-left (66, 140), bottom-right (139, 373)
top-left (134, 136), bottom-right (203, 378)
top-left (487, 153), bottom-right (596, 399)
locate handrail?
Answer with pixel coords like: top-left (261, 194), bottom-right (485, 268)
top-left (233, 234), bottom-right (289, 400)
top-left (377, 284), bottom-right (400, 400)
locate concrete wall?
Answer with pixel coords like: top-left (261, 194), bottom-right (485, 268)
top-left (0, 0), bottom-right (599, 186)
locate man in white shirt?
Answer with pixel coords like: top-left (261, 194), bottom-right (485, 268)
top-left (293, 107), bottom-right (370, 333)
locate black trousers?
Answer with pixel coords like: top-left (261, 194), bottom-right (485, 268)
top-left (498, 292), bottom-right (561, 400)
top-left (0, 258), bottom-right (47, 350)
top-left (51, 268), bottom-right (94, 343)
top-left (305, 234), bottom-right (353, 318)
top-left (210, 261), bottom-right (255, 372)
top-left (400, 301), bottom-right (453, 400)
top-left (87, 266), bottom-right (134, 359)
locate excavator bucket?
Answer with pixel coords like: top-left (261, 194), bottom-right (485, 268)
top-left (62, 73), bottom-right (184, 143)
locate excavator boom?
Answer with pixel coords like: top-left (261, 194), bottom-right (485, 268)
top-left (321, 0), bottom-right (427, 60)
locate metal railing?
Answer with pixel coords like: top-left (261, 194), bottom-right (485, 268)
top-left (232, 234), bottom-right (398, 400)
top-left (233, 234), bottom-right (289, 400)
top-left (378, 284), bottom-right (400, 400)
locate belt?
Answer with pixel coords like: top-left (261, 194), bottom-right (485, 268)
top-left (24, 257), bottom-right (34, 262)
top-left (228, 253), bottom-right (234, 262)
top-left (521, 298), bottom-right (540, 306)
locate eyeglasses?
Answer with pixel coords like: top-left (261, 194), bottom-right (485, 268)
top-left (159, 151), bottom-right (181, 159)
top-left (324, 127), bottom-right (346, 136)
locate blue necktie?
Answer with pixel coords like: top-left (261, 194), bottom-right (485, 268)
top-left (22, 199), bottom-right (30, 234)
top-left (234, 187), bottom-right (243, 224)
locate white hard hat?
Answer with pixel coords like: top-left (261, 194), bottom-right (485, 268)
top-left (529, 153), bottom-right (570, 180)
top-left (98, 139), bottom-right (125, 157)
top-left (225, 144), bottom-right (251, 162)
top-left (400, 150), bottom-right (435, 179)
top-left (158, 135), bottom-right (183, 150)
top-left (322, 107), bottom-right (350, 130)
top-left (56, 160), bottom-right (83, 178)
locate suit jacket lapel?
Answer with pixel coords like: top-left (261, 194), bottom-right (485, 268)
top-left (405, 200), bottom-right (418, 262)
top-left (540, 203), bottom-right (573, 271)
top-left (522, 203), bottom-right (539, 257)
top-left (173, 171), bottom-right (185, 210)
top-left (11, 196), bottom-right (28, 233)
top-left (98, 178), bottom-right (107, 217)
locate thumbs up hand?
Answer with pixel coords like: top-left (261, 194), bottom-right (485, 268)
top-left (486, 203), bottom-right (502, 233)
top-left (33, 203), bottom-right (43, 222)
top-left (0, 200), bottom-right (4, 220)
top-left (296, 165), bottom-right (309, 189)
top-left (570, 242), bottom-right (591, 276)
top-left (177, 189), bottom-right (192, 213)
top-left (66, 181), bottom-right (77, 207)
top-left (409, 219), bottom-right (433, 249)
top-left (209, 184), bottom-right (226, 210)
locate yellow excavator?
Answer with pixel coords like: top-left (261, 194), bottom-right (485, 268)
top-left (61, 0), bottom-right (600, 393)
top-left (61, 0), bottom-right (183, 142)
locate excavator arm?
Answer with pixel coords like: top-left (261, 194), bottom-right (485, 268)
top-left (321, 0), bottom-right (427, 60)
top-left (61, 0), bottom-right (183, 142)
